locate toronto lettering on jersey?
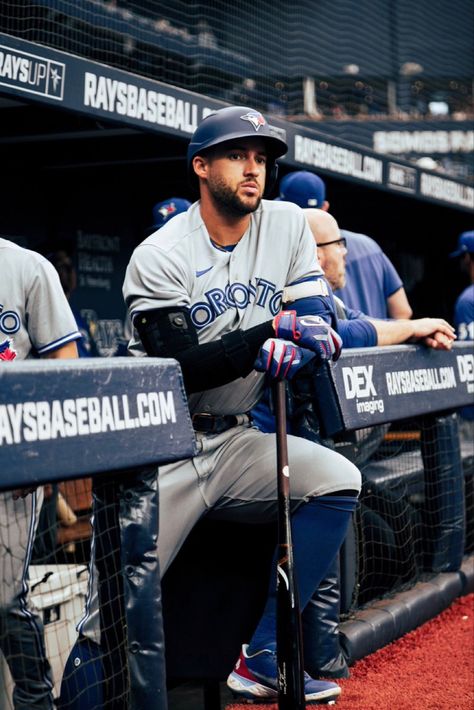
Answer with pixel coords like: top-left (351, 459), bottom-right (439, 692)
top-left (0, 303), bottom-right (21, 335)
top-left (294, 134), bottom-right (383, 184)
top-left (83, 71), bottom-right (199, 132)
top-left (0, 44), bottom-right (65, 100)
top-left (386, 366), bottom-right (457, 396)
top-left (0, 391), bottom-right (176, 446)
top-left (190, 277), bottom-right (283, 329)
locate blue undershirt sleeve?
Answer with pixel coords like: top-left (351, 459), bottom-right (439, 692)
top-left (343, 304), bottom-right (368, 320)
top-left (338, 318), bottom-right (378, 348)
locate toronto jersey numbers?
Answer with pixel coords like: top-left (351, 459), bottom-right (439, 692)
top-left (190, 278), bottom-right (283, 329)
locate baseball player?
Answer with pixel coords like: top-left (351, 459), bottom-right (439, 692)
top-left (449, 230), bottom-right (474, 430)
top-left (61, 106), bottom-right (361, 706)
top-left (450, 230), bottom-right (474, 341)
top-left (127, 106), bottom-right (361, 703)
top-left (0, 238), bottom-right (80, 709)
top-left (278, 170), bottom-right (413, 319)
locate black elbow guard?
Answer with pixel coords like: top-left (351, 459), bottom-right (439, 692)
top-left (134, 307), bottom-right (199, 357)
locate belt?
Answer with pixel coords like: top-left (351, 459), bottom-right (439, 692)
top-left (192, 412), bottom-right (241, 434)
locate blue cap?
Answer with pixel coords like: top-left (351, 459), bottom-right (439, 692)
top-left (279, 171), bottom-right (326, 208)
top-left (151, 197), bottom-right (191, 231)
top-left (449, 230), bottom-right (474, 258)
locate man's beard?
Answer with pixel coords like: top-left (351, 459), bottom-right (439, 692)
top-left (208, 175), bottom-right (262, 216)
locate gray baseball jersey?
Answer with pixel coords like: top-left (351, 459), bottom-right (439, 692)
top-left (0, 238), bottom-right (80, 360)
top-left (123, 199), bottom-right (323, 415)
top-left (0, 238), bottom-right (80, 708)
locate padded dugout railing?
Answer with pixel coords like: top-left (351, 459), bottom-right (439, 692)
top-left (0, 358), bottom-right (196, 710)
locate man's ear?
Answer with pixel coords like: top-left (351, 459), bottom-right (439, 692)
top-left (192, 155), bottom-right (208, 180)
top-left (322, 200), bottom-right (330, 212)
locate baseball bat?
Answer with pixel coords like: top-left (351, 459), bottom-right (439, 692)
top-left (273, 379), bottom-right (306, 710)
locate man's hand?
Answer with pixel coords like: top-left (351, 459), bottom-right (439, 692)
top-left (273, 311), bottom-right (342, 362)
top-left (255, 338), bottom-right (315, 380)
top-left (410, 318), bottom-right (456, 350)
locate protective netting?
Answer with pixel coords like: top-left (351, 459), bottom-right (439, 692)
top-left (1, 0), bottom-right (472, 121)
top-left (1, 1), bottom-right (472, 180)
top-left (343, 412), bottom-right (473, 610)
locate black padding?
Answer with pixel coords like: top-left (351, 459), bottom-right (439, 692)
top-left (339, 571), bottom-right (463, 665)
top-left (221, 330), bottom-right (252, 371)
top-left (420, 413), bottom-right (466, 573)
top-left (303, 555), bottom-right (350, 679)
top-left (135, 307), bottom-right (199, 357)
top-left (339, 514), bottom-right (358, 614)
top-left (135, 309), bottom-right (274, 393)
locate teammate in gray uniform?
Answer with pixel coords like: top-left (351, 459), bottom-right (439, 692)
top-left (0, 238), bottom-right (80, 710)
top-left (64, 106), bottom-right (361, 706)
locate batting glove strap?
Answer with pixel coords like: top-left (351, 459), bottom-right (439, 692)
top-left (254, 338), bottom-right (314, 380)
top-left (274, 311), bottom-right (342, 362)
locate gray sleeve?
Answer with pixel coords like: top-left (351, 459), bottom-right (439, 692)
top-left (123, 244), bottom-right (191, 355)
top-left (25, 259), bottom-right (80, 354)
top-left (123, 244), bottom-right (190, 320)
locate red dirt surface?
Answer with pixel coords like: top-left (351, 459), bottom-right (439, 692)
top-left (226, 593), bottom-right (474, 710)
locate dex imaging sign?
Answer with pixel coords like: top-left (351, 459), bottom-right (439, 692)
top-left (330, 344), bottom-right (474, 431)
top-left (0, 44), bottom-right (65, 100)
top-left (341, 365), bottom-right (385, 415)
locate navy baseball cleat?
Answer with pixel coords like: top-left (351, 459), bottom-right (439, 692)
top-left (227, 644), bottom-right (341, 704)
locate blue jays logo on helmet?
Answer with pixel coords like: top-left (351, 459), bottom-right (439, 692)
top-left (240, 111), bottom-right (266, 131)
top-left (0, 338), bottom-right (16, 361)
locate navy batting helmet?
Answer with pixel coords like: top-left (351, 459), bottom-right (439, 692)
top-left (187, 106), bottom-right (288, 195)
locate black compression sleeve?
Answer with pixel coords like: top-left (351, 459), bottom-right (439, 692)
top-left (176, 320), bottom-right (274, 392)
top-left (134, 307), bottom-right (274, 394)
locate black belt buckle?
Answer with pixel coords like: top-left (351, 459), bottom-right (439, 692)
top-left (192, 413), bottom-right (236, 434)
top-left (192, 412), bottom-right (219, 433)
